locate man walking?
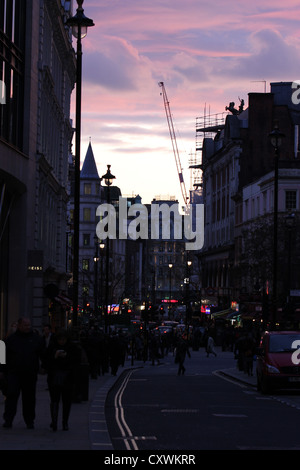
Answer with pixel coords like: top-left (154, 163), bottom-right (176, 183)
top-left (175, 333), bottom-right (191, 375)
top-left (2, 317), bottom-right (44, 429)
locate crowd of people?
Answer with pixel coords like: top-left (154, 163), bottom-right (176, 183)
top-left (0, 316), bottom-right (261, 432)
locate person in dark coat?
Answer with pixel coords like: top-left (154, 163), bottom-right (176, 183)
top-left (2, 316), bottom-right (44, 429)
top-left (149, 331), bottom-right (161, 366)
top-left (175, 334), bottom-right (191, 375)
top-left (109, 331), bottom-right (122, 376)
top-left (43, 328), bottom-right (81, 431)
top-left (82, 327), bottom-right (101, 379)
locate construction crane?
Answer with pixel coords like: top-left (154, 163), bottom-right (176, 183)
top-left (158, 82), bottom-right (189, 207)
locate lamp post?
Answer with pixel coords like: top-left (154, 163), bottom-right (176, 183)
top-left (269, 120), bottom-right (285, 327)
top-left (93, 235), bottom-right (99, 316)
top-left (185, 260), bottom-right (192, 328)
top-left (285, 212), bottom-right (295, 307)
top-left (168, 263), bottom-right (173, 319)
top-left (102, 165), bottom-right (116, 333)
top-left (66, 0), bottom-right (94, 327)
top-left (99, 242), bottom-right (105, 316)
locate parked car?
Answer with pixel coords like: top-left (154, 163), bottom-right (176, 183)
top-left (256, 330), bottom-right (300, 394)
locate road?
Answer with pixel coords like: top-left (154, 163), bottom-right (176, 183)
top-left (105, 348), bottom-right (300, 450)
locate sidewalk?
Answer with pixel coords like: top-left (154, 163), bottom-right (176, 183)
top-left (219, 364), bottom-right (257, 387)
top-left (0, 352), bottom-right (257, 450)
top-left (0, 361), bottom-right (134, 450)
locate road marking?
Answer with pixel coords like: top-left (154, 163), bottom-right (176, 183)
top-left (213, 413), bottom-right (247, 418)
top-left (213, 371), bottom-right (248, 388)
top-left (114, 369), bottom-right (139, 451)
top-left (161, 409), bottom-right (199, 413)
top-left (114, 436), bottom-right (157, 441)
top-left (255, 396), bottom-right (272, 400)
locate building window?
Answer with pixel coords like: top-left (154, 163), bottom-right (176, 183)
top-left (83, 208), bottom-right (91, 221)
top-left (84, 183), bottom-right (91, 195)
top-left (285, 190), bottom-right (297, 210)
top-left (0, 0), bottom-right (26, 149)
top-left (244, 199), bottom-right (249, 220)
top-left (83, 234), bottom-right (90, 246)
top-left (262, 191), bottom-right (267, 213)
top-left (82, 259), bottom-right (89, 271)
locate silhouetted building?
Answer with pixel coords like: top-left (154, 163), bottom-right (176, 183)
top-left (0, 1), bottom-right (75, 335)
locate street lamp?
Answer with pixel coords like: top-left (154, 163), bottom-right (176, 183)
top-left (93, 235), bottom-right (99, 315)
top-left (66, 0), bottom-right (94, 327)
top-left (168, 263), bottom-right (173, 319)
top-left (102, 165), bottom-right (116, 333)
top-left (185, 260), bottom-right (192, 328)
top-left (285, 212), bottom-right (295, 307)
top-left (269, 120), bottom-right (285, 326)
top-left (99, 242), bottom-right (105, 316)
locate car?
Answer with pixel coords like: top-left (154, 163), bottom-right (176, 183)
top-left (157, 325), bottom-right (173, 336)
top-left (256, 330), bottom-right (300, 394)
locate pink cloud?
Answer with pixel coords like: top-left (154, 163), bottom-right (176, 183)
top-left (72, 0), bottom-right (300, 203)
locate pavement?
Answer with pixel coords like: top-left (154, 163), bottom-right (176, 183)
top-left (0, 348), bottom-right (256, 451)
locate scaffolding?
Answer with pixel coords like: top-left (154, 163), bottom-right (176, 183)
top-left (190, 109), bottom-right (228, 192)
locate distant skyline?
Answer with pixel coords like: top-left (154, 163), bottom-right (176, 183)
top-left (70, 0), bottom-right (300, 207)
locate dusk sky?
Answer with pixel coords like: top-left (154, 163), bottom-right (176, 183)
top-left (71, 0), bottom-right (300, 207)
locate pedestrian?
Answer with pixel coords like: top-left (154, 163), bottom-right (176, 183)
top-left (43, 328), bottom-right (81, 431)
top-left (42, 323), bottom-right (54, 349)
top-left (206, 334), bottom-right (217, 357)
top-left (118, 329), bottom-right (128, 367)
top-left (109, 331), bottom-right (122, 376)
top-left (81, 327), bottom-right (101, 379)
top-left (149, 331), bottom-right (161, 366)
top-left (243, 332), bottom-right (255, 376)
top-left (4, 321), bottom-right (17, 339)
top-left (40, 324), bottom-right (55, 386)
top-left (175, 333), bottom-right (191, 375)
top-left (2, 316), bottom-right (45, 429)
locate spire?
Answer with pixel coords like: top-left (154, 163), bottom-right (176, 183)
top-left (80, 141), bottom-right (100, 179)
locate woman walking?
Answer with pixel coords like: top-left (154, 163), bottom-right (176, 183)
top-left (44, 329), bottom-right (80, 431)
top-left (206, 334), bottom-right (217, 357)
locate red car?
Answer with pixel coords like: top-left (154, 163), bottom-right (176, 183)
top-left (256, 330), bottom-right (300, 394)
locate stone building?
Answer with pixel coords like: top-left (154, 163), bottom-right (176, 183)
top-left (198, 82), bottom-right (300, 317)
top-left (0, 0), bottom-right (76, 336)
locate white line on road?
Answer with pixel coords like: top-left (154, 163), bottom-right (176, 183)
top-left (114, 369), bottom-right (139, 451)
top-left (213, 413), bottom-right (248, 418)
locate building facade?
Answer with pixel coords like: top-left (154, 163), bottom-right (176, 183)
top-left (198, 82), bottom-right (300, 320)
top-left (0, 0), bottom-right (75, 336)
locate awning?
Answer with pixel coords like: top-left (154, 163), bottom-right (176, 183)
top-left (226, 311), bottom-right (240, 319)
top-left (54, 294), bottom-right (72, 306)
top-left (212, 308), bottom-right (236, 318)
top-left (240, 311), bottom-right (262, 320)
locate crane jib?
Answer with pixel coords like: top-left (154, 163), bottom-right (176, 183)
top-left (159, 81), bottom-right (189, 206)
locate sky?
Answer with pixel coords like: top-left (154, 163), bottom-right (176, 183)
top-left (70, 0), bottom-right (300, 207)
